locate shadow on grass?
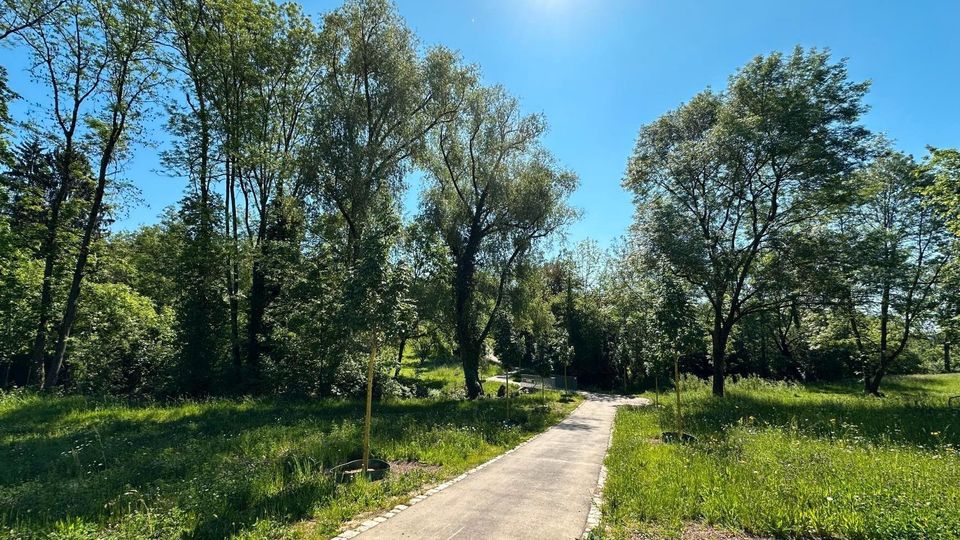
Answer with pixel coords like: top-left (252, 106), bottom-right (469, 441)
top-left (809, 374), bottom-right (960, 398)
top-left (0, 392), bottom-right (562, 538)
top-left (660, 387), bottom-right (960, 449)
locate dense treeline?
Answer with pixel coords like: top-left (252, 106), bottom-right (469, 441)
top-left (0, 0), bottom-right (576, 399)
top-left (0, 0), bottom-right (957, 399)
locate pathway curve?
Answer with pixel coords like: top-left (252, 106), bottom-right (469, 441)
top-left (346, 393), bottom-right (648, 540)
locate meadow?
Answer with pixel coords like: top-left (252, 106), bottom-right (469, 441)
top-left (0, 358), bottom-right (579, 539)
top-left (599, 374), bottom-right (960, 539)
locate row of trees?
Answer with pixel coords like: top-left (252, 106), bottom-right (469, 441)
top-left (1, 0), bottom-right (957, 399)
top-left (0, 0), bottom-right (575, 398)
top-left (474, 49), bottom-right (959, 399)
top-left (615, 49), bottom-right (959, 396)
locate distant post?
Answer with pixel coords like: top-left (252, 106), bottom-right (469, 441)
top-left (363, 333), bottom-right (379, 473)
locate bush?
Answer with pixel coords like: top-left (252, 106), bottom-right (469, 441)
top-left (68, 282), bottom-right (175, 396)
top-left (330, 351), bottom-right (414, 399)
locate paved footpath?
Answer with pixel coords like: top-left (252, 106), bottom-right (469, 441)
top-left (349, 393), bottom-right (648, 540)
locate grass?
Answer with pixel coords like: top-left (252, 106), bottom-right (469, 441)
top-left (0, 356), bottom-right (580, 539)
top-left (600, 374), bottom-right (960, 540)
top-left (395, 352), bottom-right (504, 397)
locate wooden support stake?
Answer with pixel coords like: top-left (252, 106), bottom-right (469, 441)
top-left (363, 334), bottom-right (378, 474)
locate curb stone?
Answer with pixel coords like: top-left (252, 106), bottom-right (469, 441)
top-left (330, 400), bottom-right (588, 540)
top-left (581, 398), bottom-right (627, 539)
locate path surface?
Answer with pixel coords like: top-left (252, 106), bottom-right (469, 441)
top-left (486, 373), bottom-right (543, 391)
top-left (352, 393), bottom-right (648, 540)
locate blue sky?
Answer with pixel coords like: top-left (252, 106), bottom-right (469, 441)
top-left (5, 0), bottom-right (960, 247)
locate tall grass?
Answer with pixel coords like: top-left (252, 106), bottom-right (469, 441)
top-left (601, 375), bottom-right (960, 539)
top-left (0, 384), bottom-right (578, 539)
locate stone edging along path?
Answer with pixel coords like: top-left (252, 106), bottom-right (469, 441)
top-left (581, 422), bottom-right (617, 539)
top-left (330, 400), bottom-right (588, 540)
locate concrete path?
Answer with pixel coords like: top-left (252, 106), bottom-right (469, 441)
top-left (351, 393), bottom-right (648, 540)
top-left (485, 374), bottom-right (542, 391)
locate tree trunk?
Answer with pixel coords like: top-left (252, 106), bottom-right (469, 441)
top-left (43, 148), bottom-right (112, 389)
top-left (225, 159), bottom-right (242, 371)
top-left (246, 194), bottom-right (270, 379)
top-left (866, 364), bottom-right (885, 396)
top-left (461, 339), bottom-right (484, 399)
top-left (866, 282), bottom-right (892, 396)
top-left (454, 235), bottom-right (483, 399)
top-left (711, 312), bottom-right (729, 397)
top-left (29, 223), bottom-right (60, 383)
top-left (28, 157), bottom-right (72, 386)
top-left (945, 341), bottom-right (952, 373)
top-left (247, 257), bottom-right (266, 377)
top-left (393, 334), bottom-right (407, 379)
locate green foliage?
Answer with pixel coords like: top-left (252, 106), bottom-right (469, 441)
top-left (0, 219), bottom-right (43, 381)
top-left (838, 151), bottom-right (951, 392)
top-left (600, 375), bottom-right (960, 539)
top-left (923, 148), bottom-right (960, 238)
top-left (0, 66), bottom-right (14, 165)
top-left (421, 82), bottom-right (577, 397)
top-left (68, 282), bottom-right (176, 395)
top-left (625, 47), bottom-right (871, 395)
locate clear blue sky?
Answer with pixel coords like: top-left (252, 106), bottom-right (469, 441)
top-left (5, 0), bottom-right (959, 247)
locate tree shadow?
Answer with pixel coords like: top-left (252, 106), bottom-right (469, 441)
top-left (809, 375), bottom-right (960, 398)
top-left (662, 389), bottom-right (960, 449)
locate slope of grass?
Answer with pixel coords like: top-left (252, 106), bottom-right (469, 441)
top-left (0, 368), bottom-right (578, 539)
top-left (600, 375), bottom-right (960, 539)
top-left (395, 352), bottom-right (503, 397)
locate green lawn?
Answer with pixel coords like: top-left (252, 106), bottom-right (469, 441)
top-left (0, 360), bottom-right (578, 539)
top-left (395, 352), bottom-right (504, 397)
top-left (600, 374), bottom-right (960, 540)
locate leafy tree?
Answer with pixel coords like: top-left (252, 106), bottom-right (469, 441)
top-left (0, 0), bottom-right (66, 40)
top-left (421, 84), bottom-right (577, 398)
top-left (0, 139), bottom-right (93, 386)
top-left (0, 218), bottom-right (42, 387)
top-left (306, 0), bottom-right (469, 262)
top-left (236, 0), bottom-right (320, 376)
top-left (922, 148), bottom-right (960, 373)
top-left (69, 282), bottom-right (175, 395)
top-left (15, 0), bottom-right (113, 383)
top-left (1, 0), bottom-right (66, 162)
top-left (934, 259), bottom-right (960, 372)
top-left (922, 148), bottom-right (960, 237)
top-left (44, 0), bottom-right (164, 389)
top-left (625, 48), bottom-right (870, 396)
top-left (160, 0), bottom-right (228, 389)
top-left (842, 152), bottom-right (950, 394)
top-left (393, 220), bottom-right (451, 378)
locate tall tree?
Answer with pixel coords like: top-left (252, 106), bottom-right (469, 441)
top-left (625, 48), bottom-right (870, 396)
top-left (922, 148), bottom-right (960, 237)
top-left (237, 0), bottom-right (321, 376)
top-left (44, 0), bottom-right (162, 388)
top-left (922, 148), bottom-right (960, 373)
top-left (301, 0), bottom-right (470, 387)
top-left (161, 0), bottom-right (227, 393)
top-left (843, 152), bottom-right (950, 394)
top-left (0, 139), bottom-right (93, 386)
top-left (306, 0), bottom-right (469, 262)
top-left (16, 0), bottom-right (108, 383)
top-left (422, 84), bottom-right (577, 398)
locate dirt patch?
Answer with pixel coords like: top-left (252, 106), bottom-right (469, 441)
top-left (680, 524), bottom-right (770, 540)
top-left (632, 523), bottom-right (770, 540)
top-left (389, 459), bottom-right (441, 475)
